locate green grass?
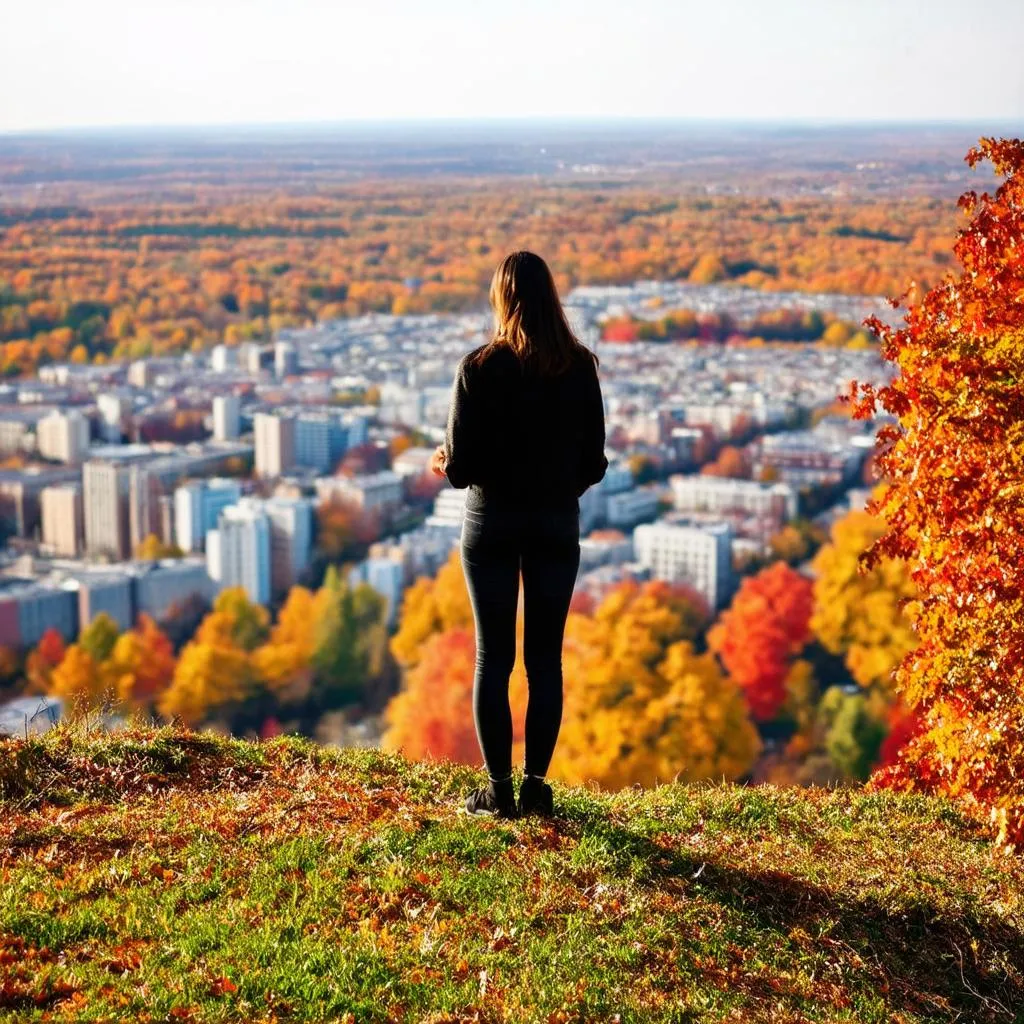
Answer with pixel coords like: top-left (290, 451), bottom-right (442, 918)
top-left (1, 723), bottom-right (1022, 1023)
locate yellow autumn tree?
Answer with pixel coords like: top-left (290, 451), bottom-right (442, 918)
top-left (390, 548), bottom-right (473, 668)
top-left (48, 614), bottom-right (122, 712)
top-left (382, 626), bottom-right (530, 769)
top-left (551, 580), bottom-right (756, 789)
top-left (810, 501), bottom-right (918, 699)
top-left (253, 585), bottom-right (317, 702)
top-left (106, 614), bottom-right (176, 709)
top-left (49, 645), bottom-right (106, 710)
top-left (160, 642), bottom-right (252, 726)
top-left (158, 587), bottom-right (269, 725)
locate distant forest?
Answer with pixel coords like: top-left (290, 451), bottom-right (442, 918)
top-left (0, 123), bottom-right (983, 375)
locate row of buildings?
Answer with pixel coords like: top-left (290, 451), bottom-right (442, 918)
top-left (0, 279), bottom-right (891, 666)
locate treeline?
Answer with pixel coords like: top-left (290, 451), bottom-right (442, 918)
top-left (601, 307), bottom-right (874, 346)
top-left (381, 501), bottom-right (920, 790)
top-left (12, 569), bottom-right (393, 737)
top-left (0, 184), bottom-right (957, 376)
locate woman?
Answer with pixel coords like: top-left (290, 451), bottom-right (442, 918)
top-left (430, 250), bottom-right (608, 819)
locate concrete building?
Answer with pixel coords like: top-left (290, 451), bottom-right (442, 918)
top-left (579, 485), bottom-right (604, 534)
top-left (212, 395), bottom-right (241, 441)
top-left (239, 342), bottom-right (264, 375)
top-left (254, 413), bottom-right (296, 478)
top-left (605, 487), bottom-right (660, 528)
top-left (210, 345), bottom-right (235, 373)
top-left (0, 581), bottom-right (78, 649)
top-left (0, 417), bottom-right (31, 457)
top-left (633, 519), bottom-right (735, 610)
top-left (132, 559), bottom-right (216, 621)
top-left (578, 530), bottom-right (634, 573)
top-left (600, 462), bottom-right (634, 495)
top-left (274, 341), bottom-right (298, 378)
top-left (83, 460), bottom-right (133, 560)
top-left (40, 484), bottom-right (84, 557)
top-left (670, 475), bottom-right (798, 522)
top-left (158, 494), bottom-right (175, 546)
top-left (317, 470), bottom-right (403, 512)
top-left (36, 410), bottom-right (90, 464)
top-left (751, 430), bottom-right (864, 488)
top-left (127, 360), bottom-right (156, 388)
top-left (97, 394), bottom-right (131, 443)
top-left (0, 467), bottom-right (81, 540)
top-left (295, 412), bottom-right (348, 473)
top-left (391, 446), bottom-right (435, 478)
top-left (263, 496), bottom-right (313, 595)
top-left (681, 402), bottom-right (751, 438)
top-left (207, 500), bottom-right (271, 605)
top-left (75, 574), bottom-right (133, 631)
top-left (174, 478), bottom-right (243, 553)
top-left (348, 557), bottom-right (404, 626)
top-left (128, 465), bottom-right (166, 553)
top-left (343, 412), bottom-right (368, 449)
top-left (425, 486), bottom-right (467, 530)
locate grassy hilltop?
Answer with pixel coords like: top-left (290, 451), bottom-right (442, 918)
top-left (1, 725), bottom-right (1022, 1024)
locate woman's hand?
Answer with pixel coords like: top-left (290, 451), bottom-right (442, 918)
top-left (429, 445), bottom-right (448, 477)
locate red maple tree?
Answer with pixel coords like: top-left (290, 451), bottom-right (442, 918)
top-left (846, 137), bottom-right (1024, 848)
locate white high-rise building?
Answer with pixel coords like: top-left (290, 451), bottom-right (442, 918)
top-left (36, 410), bottom-right (90, 464)
top-left (254, 413), bottom-right (296, 478)
top-left (174, 478), bottom-right (243, 553)
top-left (206, 499), bottom-right (271, 605)
top-left (127, 360), bottom-right (156, 388)
top-left (210, 345), bottom-right (235, 373)
top-left (83, 459), bottom-right (133, 559)
top-left (212, 395), bottom-right (241, 441)
top-left (633, 519), bottom-right (735, 611)
top-left (239, 342), bottom-right (263, 375)
top-left (97, 394), bottom-right (130, 443)
top-left (263, 496), bottom-right (314, 594)
top-left (274, 341), bottom-right (297, 378)
top-left (40, 484), bottom-right (83, 557)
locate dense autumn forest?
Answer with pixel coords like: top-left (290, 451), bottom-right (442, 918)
top-left (0, 124), bottom-right (977, 377)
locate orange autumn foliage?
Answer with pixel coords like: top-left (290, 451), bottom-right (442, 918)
top-left (381, 627), bottom-right (529, 769)
top-left (0, 170), bottom-right (960, 376)
top-left (707, 562), bottom-right (815, 721)
top-left (552, 579), bottom-right (758, 789)
top-left (847, 137), bottom-right (1024, 849)
top-left (107, 614), bottom-right (176, 708)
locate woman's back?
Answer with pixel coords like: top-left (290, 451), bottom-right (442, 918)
top-left (435, 249), bottom-right (604, 819)
top-left (443, 342), bottom-right (608, 511)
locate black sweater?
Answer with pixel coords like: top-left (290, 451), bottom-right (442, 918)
top-left (443, 343), bottom-right (609, 511)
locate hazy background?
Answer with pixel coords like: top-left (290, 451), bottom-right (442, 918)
top-left (3, 0), bottom-right (1023, 132)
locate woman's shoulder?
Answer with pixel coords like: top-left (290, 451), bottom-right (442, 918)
top-left (460, 343), bottom-right (518, 377)
top-left (456, 344), bottom-right (487, 379)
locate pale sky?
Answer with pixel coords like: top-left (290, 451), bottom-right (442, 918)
top-left (2, 0), bottom-right (1022, 132)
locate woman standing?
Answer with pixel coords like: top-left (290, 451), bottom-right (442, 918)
top-left (430, 251), bottom-right (608, 819)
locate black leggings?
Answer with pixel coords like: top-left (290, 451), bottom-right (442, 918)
top-left (460, 500), bottom-right (581, 779)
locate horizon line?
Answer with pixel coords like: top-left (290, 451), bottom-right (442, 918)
top-left (2, 114), bottom-right (1019, 140)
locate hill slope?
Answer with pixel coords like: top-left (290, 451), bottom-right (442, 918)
top-left (1, 725), bottom-right (1022, 1024)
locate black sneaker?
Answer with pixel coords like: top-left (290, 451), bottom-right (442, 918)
top-left (461, 778), bottom-right (519, 819)
top-left (517, 776), bottom-right (554, 818)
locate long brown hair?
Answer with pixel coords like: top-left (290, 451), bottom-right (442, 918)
top-left (468, 250), bottom-right (598, 376)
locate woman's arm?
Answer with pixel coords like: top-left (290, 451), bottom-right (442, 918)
top-left (442, 357), bottom-right (476, 488)
top-left (580, 358), bottom-right (609, 492)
